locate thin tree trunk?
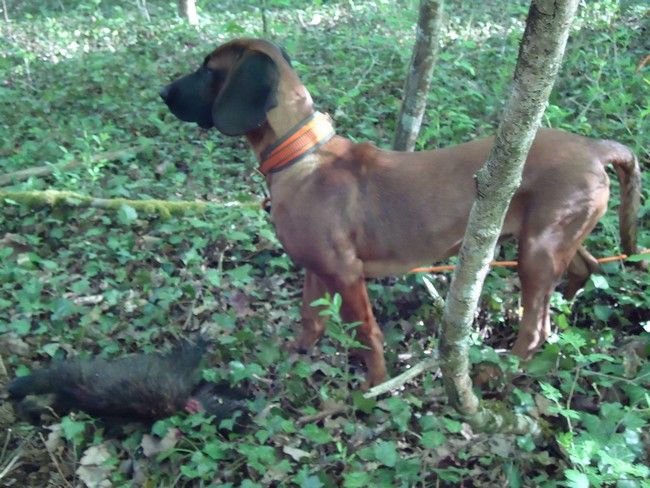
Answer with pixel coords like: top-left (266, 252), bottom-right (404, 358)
top-left (178, 0), bottom-right (199, 25)
top-left (261, 0), bottom-right (268, 35)
top-left (135, 0), bottom-right (151, 22)
top-left (2, 0), bottom-right (9, 22)
top-left (393, 0), bottom-right (443, 152)
top-left (440, 0), bottom-right (580, 421)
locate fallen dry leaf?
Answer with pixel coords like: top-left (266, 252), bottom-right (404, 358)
top-left (141, 428), bottom-right (181, 457)
top-left (76, 443), bottom-right (112, 488)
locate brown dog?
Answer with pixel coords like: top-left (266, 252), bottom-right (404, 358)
top-left (160, 39), bottom-right (641, 388)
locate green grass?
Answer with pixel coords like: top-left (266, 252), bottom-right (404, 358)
top-left (1, 1), bottom-right (648, 486)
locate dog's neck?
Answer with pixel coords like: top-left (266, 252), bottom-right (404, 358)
top-left (246, 76), bottom-right (315, 161)
top-left (257, 112), bottom-right (335, 176)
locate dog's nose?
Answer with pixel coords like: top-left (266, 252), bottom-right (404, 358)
top-left (159, 85), bottom-right (171, 102)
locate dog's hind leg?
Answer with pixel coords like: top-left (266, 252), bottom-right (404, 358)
top-left (513, 202), bottom-right (605, 358)
top-left (513, 240), bottom-right (566, 359)
top-left (564, 246), bottom-right (601, 300)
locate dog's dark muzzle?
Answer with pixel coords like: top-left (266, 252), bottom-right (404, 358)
top-left (159, 67), bottom-right (215, 129)
top-left (159, 84), bottom-right (172, 103)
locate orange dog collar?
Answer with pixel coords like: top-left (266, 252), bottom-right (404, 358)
top-left (259, 112), bottom-right (335, 175)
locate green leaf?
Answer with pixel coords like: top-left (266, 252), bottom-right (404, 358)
top-left (180, 465), bottom-right (200, 479)
top-left (240, 481), bottom-right (263, 488)
top-left (226, 264), bottom-right (253, 284)
top-left (10, 318), bottom-right (31, 335)
top-left (504, 462), bottom-right (522, 488)
top-left (204, 441), bottom-right (227, 460)
top-left (593, 304), bottom-right (613, 322)
top-left (420, 430), bottom-right (445, 449)
top-left (61, 416), bottom-right (87, 442)
top-left (226, 230), bottom-right (251, 241)
top-left (373, 440), bottom-right (398, 467)
top-left (300, 475), bottom-right (323, 488)
top-left (343, 471), bottom-right (371, 488)
top-left (15, 364), bottom-right (30, 377)
top-left (269, 256), bottom-right (290, 270)
top-left (441, 417), bottom-right (463, 433)
top-left (516, 434), bottom-right (536, 452)
top-left (626, 253), bottom-right (650, 262)
top-left (539, 382), bottom-right (562, 402)
top-left (205, 268), bottom-right (221, 286)
top-left (51, 298), bottom-right (78, 320)
top-left (151, 420), bottom-right (173, 437)
top-left (590, 274), bottom-right (609, 289)
top-left (300, 424), bottom-right (332, 444)
top-left (564, 469), bottom-right (589, 488)
top-left (0, 247), bottom-right (13, 259)
top-left (117, 203), bottom-right (137, 224)
top-left (229, 360), bottom-right (264, 382)
top-left (559, 329), bottom-right (587, 351)
top-left (351, 390), bottom-right (376, 414)
top-left (382, 397), bottom-right (412, 432)
top-left (42, 343), bottom-right (60, 357)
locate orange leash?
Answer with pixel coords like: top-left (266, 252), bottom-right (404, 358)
top-left (409, 250), bottom-right (649, 274)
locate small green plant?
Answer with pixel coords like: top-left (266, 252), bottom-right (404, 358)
top-left (536, 329), bottom-right (650, 487)
top-left (311, 292), bottom-right (366, 392)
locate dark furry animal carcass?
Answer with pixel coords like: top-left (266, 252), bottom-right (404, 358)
top-left (7, 340), bottom-right (247, 424)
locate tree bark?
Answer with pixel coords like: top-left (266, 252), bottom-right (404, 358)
top-left (393, 0), bottom-right (443, 152)
top-left (178, 0), bottom-right (199, 25)
top-left (135, 0), bottom-right (151, 22)
top-left (2, 0), bottom-right (9, 22)
top-left (439, 0), bottom-right (580, 419)
top-left (261, 0), bottom-right (268, 35)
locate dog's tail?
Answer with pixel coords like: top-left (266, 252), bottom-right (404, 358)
top-left (599, 140), bottom-right (641, 257)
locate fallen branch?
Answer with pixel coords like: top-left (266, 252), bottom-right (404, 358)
top-left (0, 190), bottom-right (259, 218)
top-left (364, 354), bottom-right (440, 398)
top-left (0, 146), bottom-right (145, 187)
top-left (297, 403), bottom-right (348, 425)
top-left (365, 275), bottom-right (445, 397)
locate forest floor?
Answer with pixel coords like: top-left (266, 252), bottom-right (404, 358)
top-left (1, 1), bottom-right (648, 486)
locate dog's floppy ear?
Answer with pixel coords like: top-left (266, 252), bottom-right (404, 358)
top-left (212, 51), bottom-right (280, 136)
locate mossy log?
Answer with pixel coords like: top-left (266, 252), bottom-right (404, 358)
top-left (0, 190), bottom-right (258, 218)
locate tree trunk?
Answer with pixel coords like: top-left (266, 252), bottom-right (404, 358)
top-left (178, 0), bottom-right (199, 26)
top-left (393, 0), bottom-right (443, 152)
top-left (439, 0), bottom-right (580, 418)
top-left (135, 0), bottom-right (151, 22)
top-left (261, 0), bottom-right (268, 35)
top-left (2, 0), bottom-right (9, 22)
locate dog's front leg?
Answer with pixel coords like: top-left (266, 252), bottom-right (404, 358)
top-left (334, 278), bottom-right (387, 389)
top-left (291, 270), bottom-right (328, 352)
top-left (293, 271), bottom-right (386, 388)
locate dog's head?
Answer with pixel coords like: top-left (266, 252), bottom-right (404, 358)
top-left (160, 39), bottom-right (292, 136)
